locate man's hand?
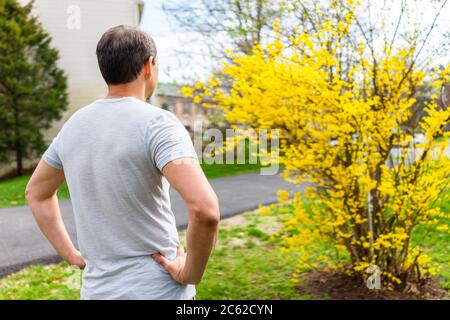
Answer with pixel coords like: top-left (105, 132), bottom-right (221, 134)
top-left (68, 250), bottom-right (86, 270)
top-left (151, 245), bottom-right (189, 284)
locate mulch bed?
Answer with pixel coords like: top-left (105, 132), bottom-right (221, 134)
top-left (296, 269), bottom-right (449, 300)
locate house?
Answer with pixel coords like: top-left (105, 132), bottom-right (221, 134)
top-left (151, 83), bottom-right (210, 132)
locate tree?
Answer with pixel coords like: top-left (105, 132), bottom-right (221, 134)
top-left (187, 0), bottom-right (450, 291)
top-left (163, 0), bottom-right (282, 59)
top-left (0, 0), bottom-right (68, 176)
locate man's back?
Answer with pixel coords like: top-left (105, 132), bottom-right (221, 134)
top-left (43, 96), bottom-right (197, 299)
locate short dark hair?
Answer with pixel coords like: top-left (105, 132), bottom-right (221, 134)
top-left (96, 25), bottom-right (157, 85)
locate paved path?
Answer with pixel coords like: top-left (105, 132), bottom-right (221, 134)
top-left (0, 173), bottom-right (303, 278)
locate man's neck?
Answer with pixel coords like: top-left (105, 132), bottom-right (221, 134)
top-left (106, 82), bottom-right (146, 101)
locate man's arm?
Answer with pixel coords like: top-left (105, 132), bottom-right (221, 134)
top-left (25, 160), bottom-right (85, 268)
top-left (152, 158), bottom-right (220, 285)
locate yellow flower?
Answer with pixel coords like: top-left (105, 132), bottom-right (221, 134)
top-left (193, 96), bottom-right (202, 104)
top-left (277, 190), bottom-right (290, 203)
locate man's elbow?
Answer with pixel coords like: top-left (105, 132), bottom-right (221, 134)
top-left (191, 197), bottom-right (220, 226)
top-left (24, 185), bottom-right (46, 203)
top-left (24, 186), bottom-right (36, 203)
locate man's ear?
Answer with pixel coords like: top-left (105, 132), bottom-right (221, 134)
top-left (144, 56), bottom-right (153, 78)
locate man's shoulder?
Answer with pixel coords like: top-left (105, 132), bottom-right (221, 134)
top-left (65, 100), bottom-right (102, 120)
top-left (144, 103), bottom-right (182, 126)
top-left (119, 98), bottom-right (178, 121)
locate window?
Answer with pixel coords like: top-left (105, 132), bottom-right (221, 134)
top-left (183, 102), bottom-right (191, 114)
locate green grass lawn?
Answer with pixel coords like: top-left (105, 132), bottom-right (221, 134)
top-left (0, 162), bottom-right (263, 209)
top-left (194, 213), bottom-right (302, 299)
top-left (411, 191), bottom-right (450, 290)
top-left (200, 162), bottom-right (264, 179)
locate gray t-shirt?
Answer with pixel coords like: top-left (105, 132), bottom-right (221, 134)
top-left (42, 96), bottom-right (198, 300)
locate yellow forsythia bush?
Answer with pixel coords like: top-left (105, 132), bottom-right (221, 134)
top-left (185, 0), bottom-right (450, 289)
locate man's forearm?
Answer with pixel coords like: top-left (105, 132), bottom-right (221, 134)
top-left (183, 215), bottom-right (219, 284)
top-left (28, 194), bottom-right (80, 264)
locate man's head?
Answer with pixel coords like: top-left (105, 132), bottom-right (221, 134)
top-left (96, 25), bottom-right (158, 98)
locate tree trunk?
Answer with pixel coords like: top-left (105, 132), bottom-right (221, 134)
top-left (16, 146), bottom-right (23, 176)
top-left (13, 100), bottom-right (23, 176)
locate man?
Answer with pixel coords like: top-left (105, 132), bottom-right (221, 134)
top-left (25, 25), bottom-right (220, 300)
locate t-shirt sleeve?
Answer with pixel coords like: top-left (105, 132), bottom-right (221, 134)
top-left (146, 112), bottom-right (198, 172)
top-left (42, 133), bottom-right (64, 170)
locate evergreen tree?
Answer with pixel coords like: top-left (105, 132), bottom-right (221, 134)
top-left (0, 0), bottom-right (68, 176)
